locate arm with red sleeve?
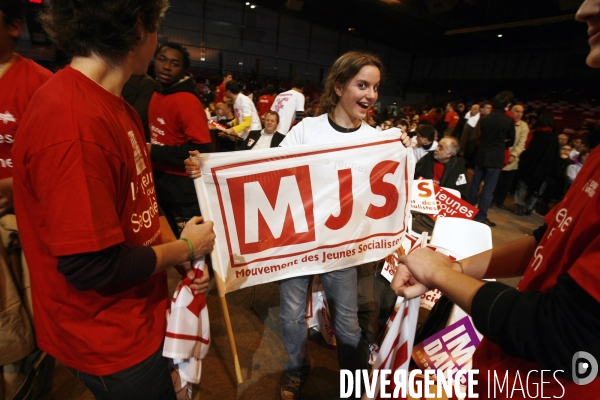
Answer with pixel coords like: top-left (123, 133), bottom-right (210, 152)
top-left (392, 224), bottom-right (600, 379)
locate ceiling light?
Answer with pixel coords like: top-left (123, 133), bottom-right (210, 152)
top-left (497, 34), bottom-right (503, 37)
top-left (246, 2), bottom-right (250, 4)
top-left (348, 27), bottom-right (355, 32)
top-left (250, 4), bottom-right (256, 8)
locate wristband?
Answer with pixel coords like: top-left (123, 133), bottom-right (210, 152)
top-left (451, 260), bottom-right (464, 274)
top-left (179, 237), bottom-right (194, 261)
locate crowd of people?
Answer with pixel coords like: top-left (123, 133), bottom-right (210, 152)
top-left (2, 0), bottom-right (599, 399)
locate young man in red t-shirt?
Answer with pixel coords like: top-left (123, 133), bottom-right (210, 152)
top-left (214, 70), bottom-right (232, 104)
top-left (12, 2), bottom-right (215, 399)
top-left (257, 84), bottom-right (276, 120)
top-left (443, 102), bottom-right (460, 137)
top-left (392, 5), bottom-right (600, 392)
top-left (148, 42), bottom-right (212, 236)
top-left (0, 1), bottom-right (54, 397)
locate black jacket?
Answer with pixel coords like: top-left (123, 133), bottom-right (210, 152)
top-left (414, 152), bottom-right (468, 198)
top-left (475, 110), bottom-right (515, 168)
top-left (239, 130), bottom-right (285, 150)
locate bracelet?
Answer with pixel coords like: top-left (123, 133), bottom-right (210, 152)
top-left (451, 260), bottom-right (464, 274)
top-left (179, 237), bottom-right (194, 261)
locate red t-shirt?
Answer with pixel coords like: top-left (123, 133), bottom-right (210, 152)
top-left (0, 55), bottom-right (52, 179)
top-left (473, 146), bottom-right (600, 398)
top-left (149, 89), bottom-right (211, 176)
top-left (12, 66), bottom-right (167, 375)
top-left (444, 110), bottom-right (459, 128)
top-left (433, 161), bottom-right (445, 185)
top-left (215, 81), bottom-right (226, 104)
top-left (257, 94), bottom-right (275, 117)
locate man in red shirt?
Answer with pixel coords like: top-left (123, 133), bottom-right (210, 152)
top-left (148, 42), bottom-right (212, 236)
top-left (257, 84), bottom-right (276, 120)
top-left (215, 70), bottom-right (232, 104)
top-left (0, 1), bottom-right (54, 397)
top-left (12, 2), bottom-right (215, 399)
top-left (443, 102), bottom-right (460, 137)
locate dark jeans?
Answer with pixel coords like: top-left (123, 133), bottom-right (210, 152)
top-left (160, 200), bottom-right (201, 238)
top-left (69, 345), bottom-right (176, 400)
top-left (493, 169), bottom-right (517, 206)
top-left (467, 166), bottom-right (501, 221)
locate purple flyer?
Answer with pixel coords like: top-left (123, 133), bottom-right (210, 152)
top-left (412, 316), bottom-right (481, 385)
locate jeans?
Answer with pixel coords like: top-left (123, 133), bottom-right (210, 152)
top-left (69, 345), bottom-right (176, 400)
top-left (467, 166), bottom-right (501, 221)
top-left (514, 180), bottom-right (546, 212)
top-left (493, 169), bottom-right (517, 206)
top-left (279, 268), bottom-right (367, 381)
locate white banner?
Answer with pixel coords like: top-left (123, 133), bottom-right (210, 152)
top-left (194, 131), bottom-right (414, 293)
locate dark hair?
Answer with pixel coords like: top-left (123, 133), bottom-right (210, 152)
top-left (492, 91), bottom-right (514, 110)
top-left (537, 113), bottom-right (554, 129)
top-left (579, 148), bottom-right (591, 161)
top-left (223, 71), bottom-right (232, 78)
top-left (317, 51), bottom-right (384, 116)
top-left (1, 0), bottom-right (25, 24)
top-left (156, 42), bottom-right (190, 69)
top-left (265, 84), bottom-right (275, 95)
top-left (447, 102), bottom-right (456, 111)
top-left (480, 100), bottom-right (492, 108)
top-left (292, 77), bottom-right (306, 89)
top-left (225, 81), bottom-right (240, 94)
top-left (40, 0), bottom-right (168, 63)
top-left (265, 110), bottom-right (280, 123)
top-left (416, 124), bottom-right (435, 142)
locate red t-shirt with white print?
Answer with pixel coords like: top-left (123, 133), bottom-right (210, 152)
top-left (12, 66), bottom-right (167, 375)
top-left (0, 55), bottom-right (52, 179)
top-left (473, 146), bottom-right (600, 398)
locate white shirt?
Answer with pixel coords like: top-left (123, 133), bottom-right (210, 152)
top-left (412, 141), bottom-right (438, 165)
top-left (252, 131), bottom-right (275, 150)
top-left (233, 93), bottom-right (262, 139)
top-left (271, 89), bottom-right (305, 135)
top-left (280, 114), bottom-right (379, 147)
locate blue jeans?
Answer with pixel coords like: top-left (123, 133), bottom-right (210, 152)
top-left (69, 345), bottom-right (176, 400)
top-left (467, 166), bottom-right (501, 221)
top-left (279, 268), bottom-right (367, 381)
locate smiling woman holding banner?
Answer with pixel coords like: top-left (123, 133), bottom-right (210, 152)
top-left (275, 51), bottom-right (411, 400)
top-left (391, 2), bottom-right (600, 397)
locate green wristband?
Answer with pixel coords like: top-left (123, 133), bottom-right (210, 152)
top-left (179, 237), bottom-right (194, 261)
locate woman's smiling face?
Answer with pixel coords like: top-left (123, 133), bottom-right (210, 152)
top-left (334, 65), bottom-right (380, 123)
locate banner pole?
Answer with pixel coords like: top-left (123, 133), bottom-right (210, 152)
top-left (193, 166), bottom-right (243, 385)
top-left (214, 271), bottom-right (244, 384)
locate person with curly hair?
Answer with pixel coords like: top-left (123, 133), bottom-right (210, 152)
top-left (11, 1), bottom-right (216, 399)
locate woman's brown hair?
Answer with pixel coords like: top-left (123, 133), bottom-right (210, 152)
top-left (317, 51), bottom-right (384, 117)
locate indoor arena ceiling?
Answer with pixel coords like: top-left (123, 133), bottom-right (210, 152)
top-left (253, 0), bottom-right (588, 56)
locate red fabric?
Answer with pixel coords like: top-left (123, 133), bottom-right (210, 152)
top-left (0, 55), bottom-right (52, 179)
top-left (149, 91), bottom-right (211, 176)
top-left (257, 94), bottom-right (274, 117)
top-left (474, 146), bottom-right (600, 398)
top-left (444, 110), bottom-right (459, 128)
top-left (432, 161), bottom-right (445, 185)
top-left (525, 126), bottom-right (552, 149)
top-left (12, 66), bottom-right (168, 375)
top-left (215, 81), bottom-right (226, 104)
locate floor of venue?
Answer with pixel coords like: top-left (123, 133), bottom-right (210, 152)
top-left (50, 196), bottom-right (544, 400)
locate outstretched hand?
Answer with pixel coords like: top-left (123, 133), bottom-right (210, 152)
top-left (184, 150), bottom-right (201, 179)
